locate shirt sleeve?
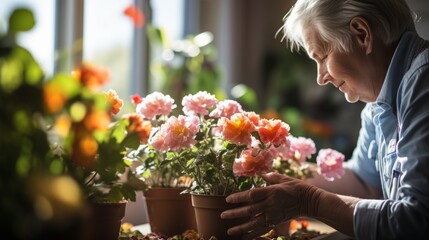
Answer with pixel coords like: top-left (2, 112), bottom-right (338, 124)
top-left (344, 103), bottom-right (381, 188)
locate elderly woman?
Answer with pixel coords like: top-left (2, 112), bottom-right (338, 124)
top-left (221, 0), bottom-right (429, 239)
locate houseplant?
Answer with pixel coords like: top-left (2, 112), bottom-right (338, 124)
top-left (43, 63), bottom-right (148, 240)
top-left (126, 92), bottom-right (197, 236)
top-left (127, 90), bottom-right (291, 239)
top-left (128, 90), bottom-right (346, 239)
top-left (0, 8), bottom-right (90, 239)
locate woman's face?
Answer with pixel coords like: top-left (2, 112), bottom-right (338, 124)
top-left (304, 29), bottom-right (380, 103)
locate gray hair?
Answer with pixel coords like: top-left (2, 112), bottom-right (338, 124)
top-left (280, 0), bottom-right (417, 53)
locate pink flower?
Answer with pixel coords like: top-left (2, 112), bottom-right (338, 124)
top-left (150, 115), bottom-right (200, 152)
top-left (278, 136), bottom-right (316, 162)
top-left (182, 91), bottom-right (218, 116)
top-left (233, 148), bottom-right (276, 176)
top-left (136, 92), bottom-right (176, 119)
top-left (316, 148), bottom-right (345, 181)
top-left (258, 119), bottom-right (290, 147)
top-left (209, 100), bottom-right (243, 118)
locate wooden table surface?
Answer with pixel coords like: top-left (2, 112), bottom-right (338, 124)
top-left (132, 218), bottom-right (354, 239)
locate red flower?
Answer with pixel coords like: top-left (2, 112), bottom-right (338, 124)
top-left (123, 5), bottom-right (145, 28)
top-left (130, 94), bottom-right (143, 105)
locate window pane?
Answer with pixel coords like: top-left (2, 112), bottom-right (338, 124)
top-left (0, 0), bottom-right (55, 76)
top-left (151, 0), bottom-right (184, 40)
top-left (83, 0), bottom-right (134, 109)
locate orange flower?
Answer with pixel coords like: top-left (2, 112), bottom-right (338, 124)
top-left (289, 219), bottom-right (298, 232)
top-left (242, 111), bottom-right (261, 126)
top-left (301, 219), bottom-right (309, 229)
top-left (71, 129), bottom-right (98, 168)
top-left (104, 89), bottom-right (123, 116)
top-left (182, 229), bottom-right (200, 240)
top-left (83, 109), bottom-right (111, 131)
top-left (219, 113), bottom-right (256, 146)
top-left (72, 62), bottom-right (109, 91)
top-left (43, 82), bottom-right (67, 113)
top-left (258, 119), bottom-right (290, 146)
top-left (122, 113), bottom-right (152, 144)
top-left (123, 5), bottom-right (145, 28)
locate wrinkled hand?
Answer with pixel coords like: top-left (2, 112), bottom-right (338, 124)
top-left (220, 172), bottom-right (321, 240)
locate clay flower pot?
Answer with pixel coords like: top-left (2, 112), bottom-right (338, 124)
top-left (143, 187), bottom-right (196, 236)
top-left (85, 201), bottom-right (127, 240)
top-left (191, 194), bottom-right (248, 240)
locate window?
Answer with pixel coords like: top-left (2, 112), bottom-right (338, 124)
top-left (83, 0), bottom-right (134, 109)
top-left (82, 0), bottom-right (185, 110)
top-left (0, 0), bottom-right (55, 76)
top-left (1, 0), bottom-right (187, 110)
top-left (151, 0), bottom-right (185, 41)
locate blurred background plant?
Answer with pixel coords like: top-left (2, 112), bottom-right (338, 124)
top-left (0, 8), bottom-right (86, 240)
top-left (0, 8), bottom-right (147, 239)
top-left (45, 64), bottom-right (147, 203)
top-left (147, 25), bottom-right (227, 109)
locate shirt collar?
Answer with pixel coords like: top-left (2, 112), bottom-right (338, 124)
top-left (376, 31), bottom-right (428, 110)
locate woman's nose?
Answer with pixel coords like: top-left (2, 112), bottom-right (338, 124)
top-left (316, 65), bottom-right (330, 86)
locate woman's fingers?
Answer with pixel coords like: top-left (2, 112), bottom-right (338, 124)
top-left (226, 187), bottom-right (267, 204)
top-left (221, 200), bottom-right (268, 219)
top-left (261, 172), bottom-right (293, 184)
top-left (226, 213), bottom-right (274, 239)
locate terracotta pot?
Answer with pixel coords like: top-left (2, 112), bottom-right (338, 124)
top-left (191, 194), bottom-right (248, 240)
top-left (143, 187), bottom-right (196, 236)
top-left (85, 201), bottom-right (127, 240)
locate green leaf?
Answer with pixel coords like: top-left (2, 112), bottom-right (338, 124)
top-left (13, 110), bottom-right (31, 133)
top-left (107, 187), bottom-right (123, 202)
top-left (25, 61), bottom-right (44, 85)
top-left (50, 73), bottom-right (80, 97)
top-left (0, 57), bottom-right (23, 92)
top-left (121, 184), bottom-right (136, 201)
top-left (122, 133), bottom-right (140, 149)
top-left (8, 8), bottom-right (35, 34)
top-left (110, 119), bottom-right (128, 143)
top-left (127, 175), bottom-right (147, 191)
top-left (69, 102), bottom-right (87, 122)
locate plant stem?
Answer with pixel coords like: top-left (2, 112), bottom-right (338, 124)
top-left (85, 171), bottom-right (98, 186)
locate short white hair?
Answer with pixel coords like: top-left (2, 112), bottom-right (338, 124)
top-left (281, 0), bottom-right (417, 53)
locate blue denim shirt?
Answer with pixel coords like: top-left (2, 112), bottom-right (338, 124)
top-left (344, 31), bottom-right (429, 239)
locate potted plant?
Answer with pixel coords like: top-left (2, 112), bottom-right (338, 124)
top-left (125, 91), bottom-right (197, 236)
top-left (128, 90), bottom-right (347, 239)
top-left (125, 90), bottom-right (291, 239)
top-left (0, 8), bottom-right (92, 240)
top-left (43, 63), bottom-right (147, 240)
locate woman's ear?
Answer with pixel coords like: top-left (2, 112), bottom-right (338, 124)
top-left (349, 17), bottom-right (373, 54)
